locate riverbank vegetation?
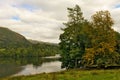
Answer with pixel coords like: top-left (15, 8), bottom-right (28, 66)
top-left (0, 39), bottom-right (61, 57)
top-left (1, 69), bottom-right (120, 80)
top-left (59, 5), bottom-right (120, 69)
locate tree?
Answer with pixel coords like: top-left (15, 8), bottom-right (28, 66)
top-left (82, 11), bottom-right (120, 67)
top-left (59, 5), bottom-right (120, 69)
top-left (59, 5), bottom-right (90, 69)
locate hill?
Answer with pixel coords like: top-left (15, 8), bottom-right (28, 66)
top-left (0, 27), bottom-right (30, 48)
top-left (0, 27), bottom-right (61, 57)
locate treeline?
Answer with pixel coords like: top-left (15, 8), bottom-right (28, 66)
top-left (0, 42), bottom-right (62, 57)
top-left (59, 5), bottom-right (120, 69)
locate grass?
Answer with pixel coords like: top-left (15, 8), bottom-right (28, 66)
top-left (1, 69), bottom-right (120, 80)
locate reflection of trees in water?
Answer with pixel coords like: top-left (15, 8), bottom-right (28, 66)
top-left (0, 57), bottom-right (59, 66)
top-left (0, 64), bottom-right (22, 78)
top-left (0, 57), bottom-right (60, 77)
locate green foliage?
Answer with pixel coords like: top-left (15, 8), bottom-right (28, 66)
top-left (59, 5), bottom-right (120, 69)
top-left (0, 42), bottom-right (61, 57)
top-left (0, 27), bottom-right (61, 57)
top-left (59, 5), bottom-right (90, 69)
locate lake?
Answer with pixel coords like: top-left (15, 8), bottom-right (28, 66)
top-left (0, 55), bottom-right (65, 78)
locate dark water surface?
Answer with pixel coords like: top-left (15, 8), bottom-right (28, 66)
top-left (0, 56), bottom-right (64, 78)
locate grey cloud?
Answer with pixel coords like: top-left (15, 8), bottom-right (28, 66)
top-left (0, 0), bottom-right (120, 43)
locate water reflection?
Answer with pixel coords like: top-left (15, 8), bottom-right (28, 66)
top-left (0, 57), bottom-right (64, 78)
top-left (14, 61), bottom-right (64, 76)
top-left (0, 64), bottom-right (22, 78)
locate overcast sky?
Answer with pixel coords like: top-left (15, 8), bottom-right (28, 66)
top-left (0, 0), bottom-right (120, 43)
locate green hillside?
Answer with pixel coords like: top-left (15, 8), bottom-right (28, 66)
top-left (0, 27), bottom-right (61, 57)
top-left (0, 27), bottom-right (30, 48)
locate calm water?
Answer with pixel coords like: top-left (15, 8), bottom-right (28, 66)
top-left (0, 56), bottom-right (64, 78)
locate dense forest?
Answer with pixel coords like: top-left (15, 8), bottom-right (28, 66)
top-left (0, 27), bottom-right (61, 57)
top-left (59, 5), bottom-right (120, 69)
top-left (0, 42), bottom-right (61, 57)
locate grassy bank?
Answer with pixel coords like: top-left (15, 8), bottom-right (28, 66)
top-left (1, 69), bottom-right (120, 80)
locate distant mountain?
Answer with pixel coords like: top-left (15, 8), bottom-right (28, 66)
top-left (29, 39), bottom-right (58, 45)
top-left (28, 39), bottom-right (59, 49)
top-left (29, 39), bottom-right (42, 44)
top-left (0, 27), bottom-right (30, 48)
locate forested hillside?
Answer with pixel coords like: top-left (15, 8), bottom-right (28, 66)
top-left (0, 27), bottom-right (30, 48)
top-left (0, 27), bottom-right (61, 57)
